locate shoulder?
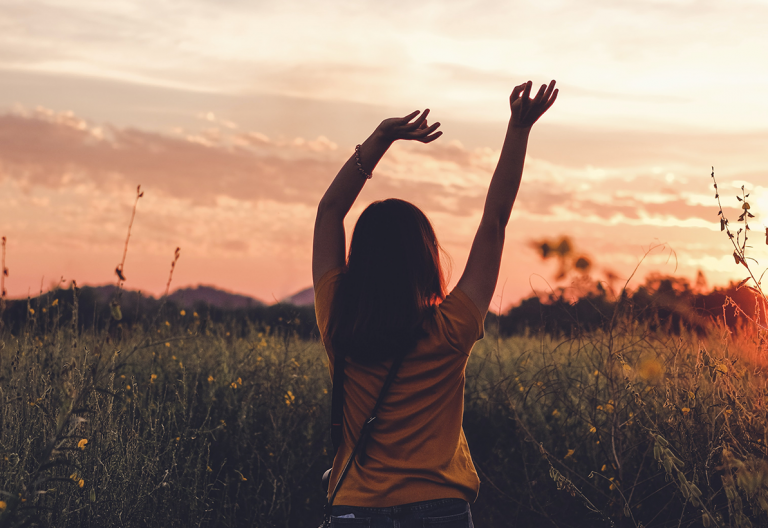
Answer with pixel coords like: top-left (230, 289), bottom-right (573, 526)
top-left (432, 286), bottom-right (485, 355)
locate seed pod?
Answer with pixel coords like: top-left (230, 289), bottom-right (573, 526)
top-left (681, 483), bottom-right (690, 499)
top-left (702, 513), bottom-right (711, 527)
top-left (653, 444), bottom-right (662, 461)
top-left (689, 483), bottom-right (702, 498)
top-left (656, 435), bottom-right (669, 447)
top-left (666, 449), bottom-right (684, 469)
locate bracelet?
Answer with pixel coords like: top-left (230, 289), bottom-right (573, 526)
top-left (355, 144), bottom-right (373, 180)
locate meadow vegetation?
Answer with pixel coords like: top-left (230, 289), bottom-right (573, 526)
top-left (2, 171), bottom-right (768, 527)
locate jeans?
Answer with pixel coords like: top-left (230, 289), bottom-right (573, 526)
top-left (330, 498), bottom-right (473, 528)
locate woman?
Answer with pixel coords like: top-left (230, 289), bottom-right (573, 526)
top-left (313, 80), bottom-right (558, 527)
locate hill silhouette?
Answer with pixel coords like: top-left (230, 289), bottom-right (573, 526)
top-left (281, 286), bottom-right (314, 306)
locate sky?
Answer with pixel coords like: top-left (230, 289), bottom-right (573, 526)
top-left (1, 0), bottom-right (767, 310)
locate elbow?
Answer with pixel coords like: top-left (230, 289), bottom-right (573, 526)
top-left (316, 199), bottom-right (344, 222)
top-left (478, 217), bottom-right (507, 242)
top-left (480, 213), bottom-right (509, 234)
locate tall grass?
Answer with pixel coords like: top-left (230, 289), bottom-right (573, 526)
top-left (2, 295), bottom-right (768, 527)
top-left (0, 298), bottom-right (331, 527)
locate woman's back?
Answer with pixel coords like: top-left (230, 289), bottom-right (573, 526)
top-left (312, 81), bottom-right (557, 526)
top-left (316, 267), bottom-right (484, 506)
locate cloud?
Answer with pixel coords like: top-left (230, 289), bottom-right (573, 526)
top-left (1, 107), bottom-right (758, 231)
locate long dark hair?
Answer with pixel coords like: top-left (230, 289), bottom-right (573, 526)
top-left (329, 199), bottom-right (447, 364)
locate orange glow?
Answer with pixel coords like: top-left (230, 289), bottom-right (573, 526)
top-left (1, 2), bottom-right (767, 307)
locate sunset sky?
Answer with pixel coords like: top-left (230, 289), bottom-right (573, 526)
top-left (1, 0), bottom-right (767, 310)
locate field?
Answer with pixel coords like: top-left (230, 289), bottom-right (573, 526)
top-left (2, 287), bottom-right (768, 528)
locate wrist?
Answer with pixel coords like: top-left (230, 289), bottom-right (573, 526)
top-left (370, 127), bottom-right (396, 147)
top-left (506, 122), bottom-right (532, 139)
top-left (507, 119), bottom-right (532, 133)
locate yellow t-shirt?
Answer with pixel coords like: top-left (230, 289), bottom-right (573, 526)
top-left (315, 267), bottom-right (484, 507)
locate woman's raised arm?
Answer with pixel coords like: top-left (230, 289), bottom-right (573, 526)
top-left (312, 110), bottom-right (442, 288)
top-left (456, 80), bottom-right (558, 316)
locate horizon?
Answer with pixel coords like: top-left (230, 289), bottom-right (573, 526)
top-left (2, 1), bottom-right (767, 311)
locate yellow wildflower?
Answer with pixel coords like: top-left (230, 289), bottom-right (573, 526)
top-left (564, 449), bottom-right (575, 459)
top-left (231, 382), bottom-right (238, 389)
top-left (682, 407), bottom-right (690, 415)
top-left (601, 464), bottom-right (607, 472)
top-left (0, 500), bottom-right (6, 510)
top-left (208, 375), bottom-right (215, 383)
top-left (78, 479), bottom-right (84, 488)
top-left (180, 309), bottom-right (186, 316)
top-left (165, 342), bottom-right (171, 347)
top-left (165, 321), bottom-right (170, 326)
top-left (150, 374), bottom-right (157, 383)
top-left (29, 308), bottom-right (35, 315)
top-left (284, 390), bottom-right (296, 406)
top-left (126, 384), bottom-right (131, 390)
top-left (589, 426), bottom-right (597, 434)
top-left (77, 439), bottom-right (88, 450)
top-left (193, 312), bottom-right (199, 318)
top-left (551, 409), bottom-right (560, 417)
top-left (51, 299), bottom-right (59, 306)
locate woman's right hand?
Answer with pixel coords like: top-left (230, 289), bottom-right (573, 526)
top-left (509, 80), bottom-right (558, 130)
top-left (375, 109), bottom-right (443, 144)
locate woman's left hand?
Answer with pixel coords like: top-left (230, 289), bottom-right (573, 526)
top-left (375, 109), bottom-right (443, 144)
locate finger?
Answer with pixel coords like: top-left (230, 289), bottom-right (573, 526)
top-left (522, 81), bottom-right (532, 101)
top-left (407, 108), bottom-right (431, 130)
top-left (533, 83), bottom-right (547, 103)
top-left (411, 121), bottom-right (441, 137)
top-left (510, 83), bottom-right (526, 102)
top-left (543, 80), bottom-right (557, 101)
top-left (399, 110), bottom-right (421, 124)
top-left (543, 88), bottom-right (559, 111)
top-left (420, 130), bottom-right (443, 143)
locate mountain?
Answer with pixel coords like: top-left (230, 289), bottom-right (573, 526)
top-left (281, 286), bottom-right (314, 306)
top-left (168, 285), bottom-right (265, 309)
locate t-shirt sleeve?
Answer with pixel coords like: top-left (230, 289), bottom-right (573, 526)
top-left (437, 286), bottom-right (485, 355)
top-left (314, 267), bottom-right (344, 345)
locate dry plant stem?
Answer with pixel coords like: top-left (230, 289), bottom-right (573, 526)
top-left (164, 247), bottom-right (181, 298)
top-left (0, 235), bottom-right (7, 323)
top-left (711, 168), bottom-right (768, 330)
top-left (114, 185), bottom-right (144, 288)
